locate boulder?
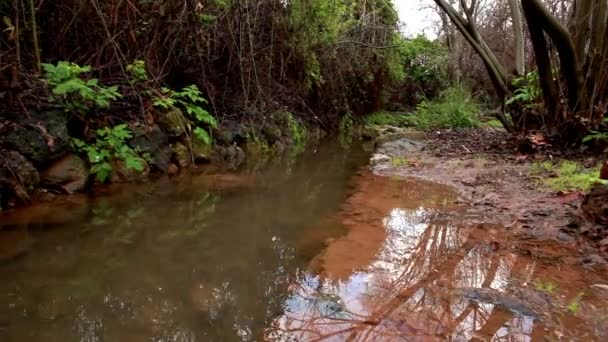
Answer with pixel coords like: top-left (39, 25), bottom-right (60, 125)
top-left (191, 139), bottom-right (213, 162)
top-left (262, 123), bottom-right (282, 145)
top-left (40, 154), bottom-right (88, 194)
top-left (157, 108), bottom-right (187, 137)
top-left (1, 111), bottom-right (70, 166)
top-left (580, 183), bottom-right (608, 239)
top-left (216, 120), bottom-right (247, 146)
top-left (172, 142), bottom-right (191, 169)
top-left (109, 159), bottom-right (150, 183)
top-left (129, 125), bottom-right (171, 172)
top-left (376, 138), bottom-right (425, 157)
top-left (0, 150), bottom-right (40, 204)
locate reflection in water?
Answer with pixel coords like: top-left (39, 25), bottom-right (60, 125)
top-left (0, 143), bottom-right (370, 341)
top-left (268, 175), bottom-right (608, 341)
top-left (1, 145), bottom-right (607, 341)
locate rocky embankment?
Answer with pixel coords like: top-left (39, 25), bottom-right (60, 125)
top-left (0, 110), bottom-right (320, 211)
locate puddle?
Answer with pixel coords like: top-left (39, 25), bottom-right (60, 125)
top-left (268, 172), bottom-right (608, 341)
top-left (0, 143), bottom-right (607, 341)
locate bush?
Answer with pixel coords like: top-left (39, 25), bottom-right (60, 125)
top-left (408, 84), bottom-right (481, 129)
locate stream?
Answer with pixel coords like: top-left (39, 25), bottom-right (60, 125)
top-left (1, 141), bottom-right (608, 341)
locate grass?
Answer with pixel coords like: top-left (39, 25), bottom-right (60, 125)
top-left (534, 279), bottom-right (558, 294)
top-left (364, 111), bottom-right (410, 127)
top-left (530, 160), bottom-right (606, 192)
top-left (408, 84), bottom-right (481, 129)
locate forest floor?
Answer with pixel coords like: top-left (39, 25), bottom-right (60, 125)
top-left (369, 127), bottom-right (608, 266)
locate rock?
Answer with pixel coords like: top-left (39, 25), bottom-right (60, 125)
top-left (167, 163), bottom-right (179, 176)
top-left (40, 154), bottom-right (88, 194)
top-left (109, 159), bottom-right (150, 183)
top-left (172, 142), bottom-right (191, 169)
top-left (0, 150), bottom-right (40, 204)
top-left (362, 125), bottom-right (384, 140)
top-left (376, 138), bottom-right (425, 157)
top-left (216, 120), bottom-right (247, 146)
top-left (1, 111), bottom-right (70, 166)
top-left (129, 125), bottom-right (171, 172)
top-left (157, 108), bottom-right (187, 137)
top-left (191, 139), bottom-right (212, 162)
top-left (580, 184), bottom-right (608, 239)
top-left (262, 123), bottom-right (282, 145)
top-left (376, 130), bottom-right (426, 145)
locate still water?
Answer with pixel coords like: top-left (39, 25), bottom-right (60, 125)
top-left (1, 142), bottom-right (607, 341)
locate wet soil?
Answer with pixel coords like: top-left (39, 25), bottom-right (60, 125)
top-left (373, 128), bottom-right (607, 264)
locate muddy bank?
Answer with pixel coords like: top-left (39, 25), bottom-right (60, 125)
top-left (368, 128), bottom-right (608, 263)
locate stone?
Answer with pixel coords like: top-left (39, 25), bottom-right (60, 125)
top-left (262, 123), bottom-right (282, 145)
top-left (129, 125), bottom-right (171, 172)
top-left (172, 142), bottom-right (191, 169)
top-left (109, 159), bottom-right (150, 183)
top-left (376, 138), bottom-right (425, 157)
top-left (216, 120), bottom-right (247, 146)
top-left (0, 149), bottom-right (40, 203)
top-left (1, 111), bottom-right (70, 166)
top-left (191, 139), bottom-right (213, 162)
top-left (167, 163), bottom-right (179, 176)
top-left (157, 108), bottom-right (187, 137)
top-left (361, 125), bottom-right (384, 140)
top-left (40, 154), bottom-right (88, 194)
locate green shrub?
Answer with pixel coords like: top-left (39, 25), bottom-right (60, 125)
top-left (153, 85), bottom-right (217, 145)
top-left (42, 61), bottom-right (121, 113)
top-left (409, 84), bottom-right (481, 129)
top-left (73, 124), bottom-right (146, 182)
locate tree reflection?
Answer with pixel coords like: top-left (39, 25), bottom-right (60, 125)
top-left (266, 176), bottom-right (585, 341)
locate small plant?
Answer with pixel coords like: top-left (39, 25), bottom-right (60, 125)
top-left (126, 60), bottom-right (148, 83)
top-left (73, 124), bottom-right (146, 182)
top-left (506, 71), bottom-right (541, 109)
top-left (409, 84), bottom-right (481, 129)
top-left (283, 111), bottom-right (306, 146)
top-left (153, 85), bottom-right (217, 144)
top-left (339, 113), bottom-right (355, 148)
top-left (566, 292), bottom-right (584, 314)
top-left (42, 61), bottom-right (121, 113)
top-left (391, 157), bottom-right (407, 167)
top-left (534, 279), bottom-right (558, 294)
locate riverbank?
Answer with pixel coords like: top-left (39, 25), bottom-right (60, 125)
top-left (365, 126), bottom-right (608, 263)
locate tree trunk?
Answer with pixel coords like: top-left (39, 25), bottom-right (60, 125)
top-left (509, 0), bottom-right (525, 75)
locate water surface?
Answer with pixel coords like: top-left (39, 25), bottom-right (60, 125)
top-left (1, 142), bottom-right (608, 341)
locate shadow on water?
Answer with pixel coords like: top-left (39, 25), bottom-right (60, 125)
top-left (1, 142), bottom-right (608, 341)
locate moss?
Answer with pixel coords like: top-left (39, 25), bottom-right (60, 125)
top-left (530, 160), bottom-right (606, 192)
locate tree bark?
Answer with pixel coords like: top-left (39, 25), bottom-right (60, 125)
top-left (522, 0), bottom-right (585, 114)
top-left (509, 0), bottom-right (525, 75)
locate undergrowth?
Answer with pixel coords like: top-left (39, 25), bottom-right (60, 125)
top-left (408, 84), bottom-right (481, 129)
top-left (365, 112), bottom-right (410, 127)
top-left (530, 160), bottom-right (606, 192)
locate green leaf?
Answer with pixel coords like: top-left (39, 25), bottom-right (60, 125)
top-left (194, 127), bottom-right (212, 145)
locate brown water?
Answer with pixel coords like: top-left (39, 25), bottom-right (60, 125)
top-left (1, 142), bottom-right (608, 341)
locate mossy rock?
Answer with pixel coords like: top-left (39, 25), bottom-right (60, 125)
top-left (158, 108), bottom-right (188, 137)
top-left (191, 139), bottom-right (213, 162)
top-left (172, 142), bottom-right (191, 168)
